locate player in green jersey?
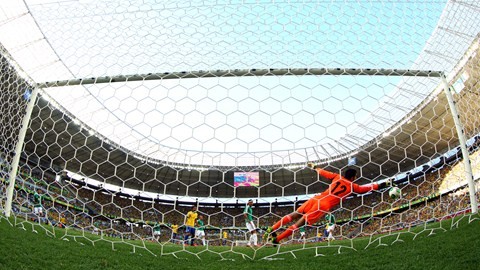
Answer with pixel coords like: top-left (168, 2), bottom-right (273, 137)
top-left (298, 226), bottom-right (306, 243)
top-left (244, 199), bottom-right (258, 247)
top-left (325, 213), bottom-right (336, 242)
top-left (153, 222), bottom-right (161, 241)
top-left (33, 189), bottom-right (43, 216)
top-left (195, 215), bottom-right (206, 246)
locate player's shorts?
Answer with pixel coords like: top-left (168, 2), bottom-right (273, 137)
top-left (186, 226), bottom-right (196, 235)
top-left (327, 224), bottom-right (336, 233)
top-left (195, 230), bottom-right (205, 238)
top-left (34, 206), bottom-right (43, 214)
top-left (246, 221), bottom-right (256, 232)
top-left (300, 231), bottom-right (306, 237)
top-left (153, 231), bottom-right (161, 236)
top-left (296, 197), bottom-right (330, 225)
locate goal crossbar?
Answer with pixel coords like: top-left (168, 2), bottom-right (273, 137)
top-left (36, 68), bottom-right (443, 88)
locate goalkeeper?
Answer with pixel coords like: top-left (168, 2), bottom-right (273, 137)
top-left (264, 163), bottom-right (392, 244)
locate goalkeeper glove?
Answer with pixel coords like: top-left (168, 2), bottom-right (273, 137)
top-left (307, 162), bottom-right (319, 169)
top-left (378, 178), bottom-right (396, 189)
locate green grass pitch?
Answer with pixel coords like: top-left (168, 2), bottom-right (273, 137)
top-left (0, 215), bottom-right (480, 270)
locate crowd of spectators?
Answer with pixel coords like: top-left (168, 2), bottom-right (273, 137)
top-left (1, 152), bottom-right (478, 245)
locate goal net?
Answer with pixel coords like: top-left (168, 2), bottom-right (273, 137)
top-left (0, 0), bottom-right (479, 260)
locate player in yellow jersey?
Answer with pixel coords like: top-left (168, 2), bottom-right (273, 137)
top-left (171, 224), bottom-right (179, 243)
top-left (316, 231), bottom-right (322, 242)
top-left (184, 206), bottom-right (198, 246)
top-left (222, 230), bottom-right (228, 246)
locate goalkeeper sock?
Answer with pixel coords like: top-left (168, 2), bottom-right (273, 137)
top-left (276, 224), bottom-right (298, 242)
top-left (253, 233), bottom-right (258, 245)
top-left (272, 215), bottom-right (293, 231)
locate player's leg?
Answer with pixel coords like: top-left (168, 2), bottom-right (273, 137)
top-left (185, 227), bottom-right (194, 245)
top-left (191, 228), bottom-right (196, 246)
top-left (274, 216), bottom-right (307, 243)
top-left (264, 211), bottom-right (303, 242)
top-left (328, 230), bottom-right (333, 241)
top-left (183, 227), bottom-right (189, 245)
top-left (327, 224), bottom-right (336, 241)
top-left (34, 207), bottom-right (42, 223)
top-left (246, 222), bottom-right (253, 246)
top-left (199, 231), bottom-right (206, 246)
top-left (264, 198), bottom-right (317, 241)
top-left (275, 206), bottom-right (326, 243)
top-left (274, 196), bottom-right (318, 231)
top-left (299, 231), bottom-right (305, 243)
top-left (248, 221), bottom-right (258, 246)
top-left (264, 212), bottom-right (294, 241)
top-left (270, 211), bottom-right (302, 231)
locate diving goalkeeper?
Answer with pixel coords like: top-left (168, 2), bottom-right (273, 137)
top-left (264, 163), bottom-right (392, 244)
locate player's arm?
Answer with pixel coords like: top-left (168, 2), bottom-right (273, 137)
top-left (352, 178), bottom-right (393, 194)
top-left (243, 207), bottom-right (249, 220)
top-left (352, 182), bottom-right (378, 194)
top-left (307, 163), bottom-right (338, 181)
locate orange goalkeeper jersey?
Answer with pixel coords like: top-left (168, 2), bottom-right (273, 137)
top-left (315, 168), bottom-right (378, 207)
top-left (297, 168), bottom-right (379, 224)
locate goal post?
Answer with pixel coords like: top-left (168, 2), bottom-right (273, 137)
top-left (441, 75), bottom-right (478, 214)
top-left (4, 86), bottom-right (39, 217)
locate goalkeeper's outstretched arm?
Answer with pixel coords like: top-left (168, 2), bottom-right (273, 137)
top-left (353, 178), bottom-right (395, 193)
top-left (307, 162), bottom-right (338, 180)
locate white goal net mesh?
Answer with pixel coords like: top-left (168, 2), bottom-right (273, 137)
top-left (0, 0), bottom-right (479, 260)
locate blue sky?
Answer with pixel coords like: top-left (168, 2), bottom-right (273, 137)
top-left (26, 0), bottom-right (446, 77)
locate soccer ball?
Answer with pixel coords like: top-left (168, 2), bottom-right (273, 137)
top-left (388, 187), bottom-right (401, 199)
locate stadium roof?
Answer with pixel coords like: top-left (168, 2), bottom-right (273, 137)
top-left (2, 1), bottom-right (480, 167)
